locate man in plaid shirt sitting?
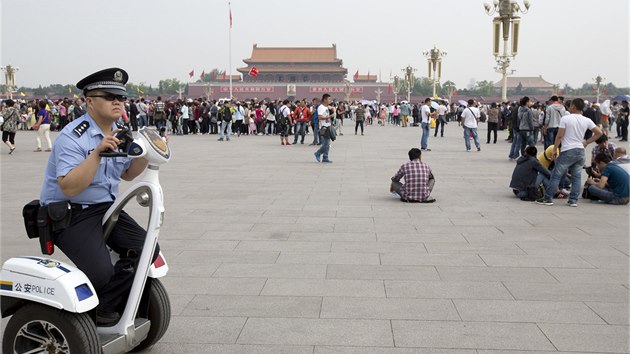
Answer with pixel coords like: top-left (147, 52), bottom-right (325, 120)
top-left (390, 148), bottom-right (436, 203)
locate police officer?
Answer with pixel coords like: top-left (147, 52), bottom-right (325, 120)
top-left (39, 67), bottom-right (160, 326)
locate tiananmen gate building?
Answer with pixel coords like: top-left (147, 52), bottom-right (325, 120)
top-left (188, 44), bottom-right (393, 101)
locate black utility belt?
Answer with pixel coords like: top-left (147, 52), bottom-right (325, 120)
top-left (23, 200), bottom-right (73, 255)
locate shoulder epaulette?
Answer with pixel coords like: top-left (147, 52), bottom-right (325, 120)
top-left (73, 121), bottom-right (90, 137)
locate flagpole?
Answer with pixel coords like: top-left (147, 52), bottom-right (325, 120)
top-left (229, 1), bottom-right (233, 100)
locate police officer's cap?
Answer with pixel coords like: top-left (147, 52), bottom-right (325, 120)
top-left (76, 67), bottom-right (128, 96)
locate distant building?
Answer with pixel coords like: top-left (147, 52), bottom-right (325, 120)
top-left (215, 74), bottom-right (241, 83)
top-left (354, 74), bottom-right (378, 83)
top-left (494, 76), bottom-right (557, 95)
top-left (189, 44), bottom-right (396, 100)
top-left (237, 44), bottom-right (348, 83)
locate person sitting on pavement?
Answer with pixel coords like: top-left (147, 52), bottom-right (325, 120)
top-left (510, 146), bottom-right (552, 200)
top-left (610, 147), bottom-right (630, 174)
top-left (590, 134), bottom-right (616, 166)
top-left (584, 153), bottom-right (629, 205)
top-left (390, 148), bottom-right (436, 203)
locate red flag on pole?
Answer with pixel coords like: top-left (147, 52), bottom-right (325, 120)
top-left (200, 70), bottom-right (205, 78)
top-left (222, 71), bottom-right (227, 79)
top-left (387, 84), bottom-right (392, 94)
top-left (248, 67), bottom-right (259, 77)
top-left (591, 85), bottom-right (596, 91)
top-left (453, 89), bottom-right (459, 97)
top-left (229, 2), bottom-right (233, 28)
top-left (353, 70), bottom-right (359, 81)
top-left (211, 71), bottom-right (217, 79)
top-left (189, 69), bottom-right (194, 78)
top-left (603, 88), bottom-right (608, 94)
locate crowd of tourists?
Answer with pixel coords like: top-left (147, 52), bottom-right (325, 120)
top-left (507, 96), bottom-right (629, 206)
top-left (1, 93), bottom-right (628, 205)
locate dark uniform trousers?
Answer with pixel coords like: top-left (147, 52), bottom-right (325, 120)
top-left (54, 203), bottom-right (160, 313)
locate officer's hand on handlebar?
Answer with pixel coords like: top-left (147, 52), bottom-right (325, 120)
top-left (96, 129), bottom-right (122, 155)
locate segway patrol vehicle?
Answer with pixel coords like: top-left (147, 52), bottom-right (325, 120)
top-left (1, 127), bottom-right (171, 353)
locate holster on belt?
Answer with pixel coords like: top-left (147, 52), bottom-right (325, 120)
top-left (36, 201), bottom-right (73, 255)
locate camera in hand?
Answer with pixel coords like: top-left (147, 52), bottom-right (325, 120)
top-left (100, 128), bottom-right (134, 157)
top-left (583, 165), bottom-right (596, 178)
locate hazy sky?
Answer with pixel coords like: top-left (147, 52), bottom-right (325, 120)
top-left (1, 0), bottom-right (628, 89)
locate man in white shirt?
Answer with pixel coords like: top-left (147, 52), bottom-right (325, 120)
top-left (137, 99), bottom-right (148, 129)
top-left (536, 98), bottom-right (603, 207)
top-left (234, 102), bottom-right (245, 137)
top-left (420, 98), bottom-right (435, 151)
top-left (314, 94), bottom-right (333, 163)
top-left (434, 101), bottom-right (448, 137)
top-left (460, 99), bottom-right (482, 152)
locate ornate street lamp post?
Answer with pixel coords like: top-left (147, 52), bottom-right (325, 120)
top-left (393, 75), bottom-right (403, 103)
top-left (402, 66), bottom-right (416, 103)
top-left (443, 81), bottom-right (456, 103)
top-left (343, 80), bottom-right (352, 103)
top-left (484, 0), bottom-right (530, 102)
top-left (423, 46), bottom-right (447, 98)
top-left (594, 75), bottom-right (605, 103)
top-left (1, 65), bottom-right (20, 99)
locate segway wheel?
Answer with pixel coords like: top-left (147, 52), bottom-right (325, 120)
top-left (2, 303), bottom-right (100, 354)
top-left (130, 278), bottom-right (171, 352)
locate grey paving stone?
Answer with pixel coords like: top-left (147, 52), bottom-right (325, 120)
top-left (424, 242), bottom-right (526, 255)
top-left (377, 232), bottom-right (467, 244)
top-left (201, 231), bottom-right (291, 241)
top-left (261, 279), bottom-right (385, 297)
top-left (164, 262), bottom-right (221, 277)
top-left (585, 302), bottom-right (630, 325)
top-left (159, 316), bottom-right (246, 344)
top-left (546, 268), bottom-right (629, 284)
top-left (150, 343), bottom-right (314, 354)
top-left (320, 297), bottom-right (460, 321)
top-left (252, 223), bottom-right (335, 233)
top-left (235, 240), bottom-right (332, 252)
top-left (538, 323), bottom-right (630, 353)
top-left (238, 318), bottom-right (393, 346)
top-left (579, 255), bottom-right (630, 269)
top-left (454, 299), bottom-right (605, 324)
top-left (331, 242), bottom-right (428, 254)
top-left (181, 295), bottom-right (322, 318)
top-left (157, 239), bottom-right (239, 251)
top-left (213, 263), bottom-right (327, 279)
top-left (289, 232), bottom-right (377, 242)
top-left (315, 347), bottom-right (476, 354)
top-left (380, 253), bottom-right (486, 266)
top-left (169, 294), bottom-right (195, 316)
top-left (170, 250), bottom-right (280, 264)
top-left (480, 255), bottom-right (596, 268)
top-left (327, 264), bottom-right (439, 281)
top-left (161, 277), bottom-right (266, 295)
top-left (477, 351), bottom-right (602, 354)
top-left (436, 266), bottom-right (558, 282)
top-left (391, 320), bottom-right (555, 351)
top-left (516, 241), bottom-right (625, 256)
top-left (385, 281), bottom-right (514, 300)
top-left (277, 252), bottom-right (381, 265)
top-left (503, 282), bottom-right (630, 302)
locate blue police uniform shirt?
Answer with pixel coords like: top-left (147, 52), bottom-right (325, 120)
top-left (40, 113), bottom-right (131, 206)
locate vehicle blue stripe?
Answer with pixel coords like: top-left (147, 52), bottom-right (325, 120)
top-left (57, 265), bottom-right (71, 273)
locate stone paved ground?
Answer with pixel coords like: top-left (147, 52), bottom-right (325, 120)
top-left (1, 123), bottom-right (629, 353)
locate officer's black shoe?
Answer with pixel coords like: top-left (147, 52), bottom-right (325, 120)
top-left (96, 310), bottom-right (120, 327)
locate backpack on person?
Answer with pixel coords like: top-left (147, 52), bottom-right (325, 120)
top-left (276, 106), bottom-right (288, 126)
top-left (222, 106), bottom-right (232, 122)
